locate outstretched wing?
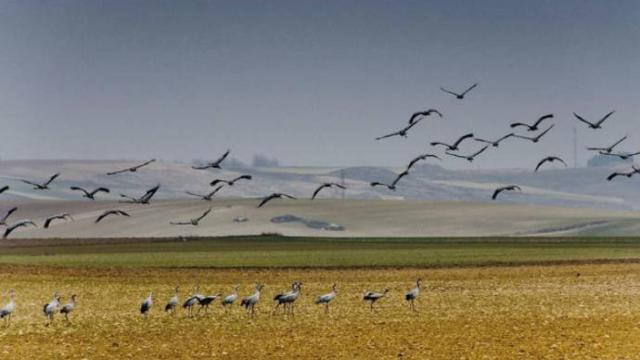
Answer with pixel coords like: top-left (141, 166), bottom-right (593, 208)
top-left (213, 150), bottom-right (230, 166)
top-left (44, 173), bottom-right (60, 186)
top-left (534, 124), bottom-right (555, 140)
top-left (92, 187), bottom-right (110, 195)
top-left (311, 184), bottom-right (328, 200)
top-left (573, 113), bottom-right (595, 127)
top-left (509, 123), bottom-right (531, 130)
top-left (595, 111), bottom-right (615, 126)
top-left (195, 208), bottom-right (213, 222)
top-left (491, 188), bottom-right (503, 200)
top-left (452, 133), bottom-right (474, 148)
top-left (532, 114), bottom-right (554, 127)
top-left (70, 186), bottom-right (89, 196)
top-left (106, 168), bottom-right (128, 176)
top-left (440, 87), bottom-right (460, 97)
top-left (257, 194), bottom-right (276, 208)
top-left (461, 83), bottom-right (478, 96)
top-left (20, 179), bottom-right (39, 187)
top-left (375, 130), bottom-right (400, 141)
top-left (0, 186), bottom-right (9, 195)
top-left (391, 170), bottom-right (410, 187)
top-left (534, 158), bottom-right (549, 172)
top-left (471, 146), bottom-right (489, 158)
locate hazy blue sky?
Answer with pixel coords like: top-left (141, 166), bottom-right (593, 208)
top-left (0, 0), bottom-right (638, 169)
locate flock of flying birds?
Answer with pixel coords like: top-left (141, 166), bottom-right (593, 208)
top-left (0, 280), bottom-right (424, 326)
top-left (373, 83), bottom-right (635, 199)
top-left (0, 83), bottom-right (635, 239)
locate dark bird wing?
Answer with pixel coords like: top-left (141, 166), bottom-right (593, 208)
top-left (452, 133), bottom-right (474, 148)
top-left (70, 186), bottom-right (89, 196)
top-left (213, 150), bottom-right (230, 166)
top-left (20, 179), bottom-right (40, 187)
top-left (134, 159), bottom-right (156, 170)
top-left (509, 123), bottom-right (532, 130)
top-left (44, 173), bottom-right (60, 186)
top-left (607, 172), bottom-right (624, 181)
top-left (185, 191), bottom-right (205, 199)
top-left (491, 188), bottom-right (504, 200)
top-left (0, 186), bottom-right (8, 195)
top-left (534, 124), bottom-right (555, 140)
top-left (391, 170), bottom-right (410, 187)
top-left (444, 151), bottom-right (468, 159)
top-left (470, 145), bottom-right (489, 158)
top-left (440, 87), bottom-right (461, 97)
top-left (1, 207), bottom-right (18, 224)
top-left (139, 185), bottom-right (160, 204)
top-left (406, 154), bottom-right (441, 170)
top-left (595, 111), bottom-right (615, 126)
top-left (375, 130), bottom-right (402, 140)
top-left (430, 142), bottom-right (452, 149)
top-left (91, 187), bottom-right (110, 196)
top-left (460, 83), bottom-right (478, 96)
top-left (535, 158), bottom-right (550, 172)
top-left (532, 114), bottom-right (554, 127)
top-left (195, 208), bottom-right (213, 222)
top-left (280, 193), bottom-right (296, 200)
top-left (106, 168), bottom-right (128, 176)
top-left (311, 184), bottom-right (329, 200)
top-left (496, 133), bottom-right (515, 142)
top-left (257, 194), bottom-right (277, 208)
top-left (609, 136), bottom-right (628, 150)
top-left (573, 113), bottom-right (595, 127)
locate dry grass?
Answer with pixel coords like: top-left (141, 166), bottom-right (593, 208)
top-left (1, 263), bottom-right (640, 359)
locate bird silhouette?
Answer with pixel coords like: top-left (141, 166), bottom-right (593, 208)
top-left (606, 166), bottom-right (640, 181)
top-left (445, 145), bottom-right (489, 162)
top-left (408, 109), bottom-right (443, 125)
top-left (120, 185), bottom-right (160, 204)
top-left (311, 183), bottom-right (346, 200)
top-left (43, 213), bottom-right (73, 228)
top-left (440, 83), bottom-right (478, 99)
top-left (170, 207), bottom-right (212, 226)
top-left (210, 175), bottom-right (252, 187)
top-left (405, 154), bottom-right (441, 171)
top-left (431, 133), bottom-right (474, 151)
top-left (510, 114), bottom-right (554, 132)
top-left (535, 156), bottom-right (567, 172)
top-left (0, 186), bottom-right (9, 195)
top-left (3, 220), bottom-right (36, 239)
top-left (0, 207), bottom-right (17, 227)
top-left (192, 150), bottom-right (230, 170)
top-left (574, 111), bottom-right (615, 130)
top-left (21, 173), bottom-right (60, 190)
top-left (598, 151), bottom-right (640, 161)
top-left (474, 133), bottom-right (515, 148)
top-left (185, 186), bottom-right (224, 201)
top-left (492, 185), bottom-right (522, 200)
top-left (106, 159), bottom-right (155, 176)
top-left (513, 125), bottom-right (554, 143)
top-left (375, 118), bottom-right (424, 141)
top-left (257, 193), bottom-right (296, 208)
top-left (95, 210), bottom-right (130, 223)
top-left (587, 136), bottom-right (628, 154)
top-left (70, 186), bottom-right (110, 200)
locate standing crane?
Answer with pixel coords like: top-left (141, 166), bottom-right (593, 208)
top-left (140, 292), bottom-right (153, 317)
top-left (314, 283), bottom-right (337, 314)
top-left (198, 292), bottom-right (223, 314)
top-left (240, 283), bottom-right (264, 317)
top-left (60, 294), bottom-right (77, 323)
top-left (182, 286), bottom-right (204, 317)
top-left (164, 286), bottom-right (180, 314)
top-left (405, 279), bottom-right (422, 312)
top-left (0, 289), bottom-right (15, 326)
top-left (363, 289), bottom-right (389, 311)
top-left (221, 285), bottom-right (240, 309)
top-left (43, 292), bottom-right (61, 326)
top-left (273, 282), bottom-right (302, 315)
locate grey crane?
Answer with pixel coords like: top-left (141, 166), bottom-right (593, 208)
top-left (183, 286), bottom-right (204, 317)
top-left (440, 83), bottom-right (478, 99)
top-left (257, 193), bottom-right (296, 208)
top-left (314, 283), bottom-right (337, 314)
top-left (405, 154), bottom-right (441, 171)
top-left (21, 173), bottom-right (60, 190)
top-left (221, 285), bottom-right (240, 309)
top-left (492, 185), bottom-right (522, 200)
top-left (95, 210), bottom-right (130, 224)
top-left (3, 219), bottom-right (37, 239)
top-left (535, 156), bottom-right (567, 172)
top-left (44, 213), bottom-right (73, 229)
top-left (106, 159), bottom-right (156, 176)
top-left (405, 279), bottom-right (422, 312)
top-left (185, 185), bottom-right (224, 201)
top-left (210, 175), bottom-right (252, 187)
top-left (0, 207), bottom-right (18, 227)
top-left (273, 282), bottom-right (302, 315)
top-left (375, 118), bottom-right (424, 141)
top-left (431, 133), bottom-right (475, 151)
top-left (60, 294), bottom-right (77, 323)
top-left (240, 283), bottom-right (264, 317)
top-left (170, 207), bottom-right (212, 226)
top-left (408, 109), bottom-right (443, 125)
top-left (474, 133), bottom-right (515, 148)
top-left (70, 186), bottom-right (110, 200)
top-left (587, 136), bottom-right (628, 154)
top-left (510, 114), bottom-right (554, 132)
top-left (363, 289), bottom-right (389, 311)
top-left (0, 289), bottom-right (15, 326)
top-left (120, 184), bottom-right (160, 204)
top-left (140, 292), bottom-right (153, 316)
top-left (43, 292), bottom-right (61, 326)
top-left (192, 150), bottom-right (230, 170)
top-left (513, 124), bottom-right (554, 143)
top-left (574, 111), bottom-right (615, 130)
top-left (198, 292), bottom-right (223, 314)
top-left (607, 166), bottom-right (640, 181)
top-left (311, 183), bottom-right (346, 200)
top-left (164, 286), bottom-right (180, 314)
top-left (445, 145), bottom-right (489, 162)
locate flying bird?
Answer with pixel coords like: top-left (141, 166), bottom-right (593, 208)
top-left (607, 166), bottom-right (640, 181)
top-left (375, 118), bottom-right (423, 141)
top-left (405, 154), bottom-right (441, 171)
top-left (106, 159), bottom-right (155, 176)
top-left (185, 186), bottom-right (224, 201)
top-left (445, 145), bottom-right (489, 162)
top-left (474, 133), bottom-right (515, 148)
top-left (120, 184), bottom-right (160, 204)
top-left (70, 186), bottom-right (110, 200)
top-left (170, 207), bottom-right (212, 226)
top-left (257, 193), bottom-right (296, 208)
top-left (598, 151), bottom-right (640, 161)
top-left (43, 213), bottom-right (73, 228)
top-left (587, 136), bottom-right (628, 154)
top-left (513, 124), bottom-right (554, 143)
top-left (192, 150), bottom-right (230, 170)
top-left (95, 210), bottom-right (130, 223)
top-left (3, 220), bottom-right (36, 239)
top-left (21, 173), bottom-right (60, 190)
top-left (510, 114), bottom-right (554, 132)
top-left (408, 109), bottom-right (443, 125)
top-left (370, 170), bottom-right (410, 191)
top-left (440, 83), bottom-right (478, 99)
top-left (0, 186), bottom-right (9, 195)
top-left (431, 133), bottom-right (475, 151)
top-left (0, 207), bottom-right (18, 227)
top-left (535, 156), bottom-right (567, 172)
top-left (574, 111), bottom-right (615, 130)
top-left (210, 175), bottom-right (252, 187)
top-left (311, 183), bottom-right (346, 200)
top-left (492, 185), bottom-right (522, 200)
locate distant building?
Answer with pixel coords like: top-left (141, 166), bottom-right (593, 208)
top-left (587, 153), bottom-right (633, 168)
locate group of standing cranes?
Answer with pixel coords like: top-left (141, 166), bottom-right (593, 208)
top-left (0, 280), bottom-right (423, 327)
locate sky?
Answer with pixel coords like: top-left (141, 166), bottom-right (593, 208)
top-left (0, 0), bottom-right (639, 169)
